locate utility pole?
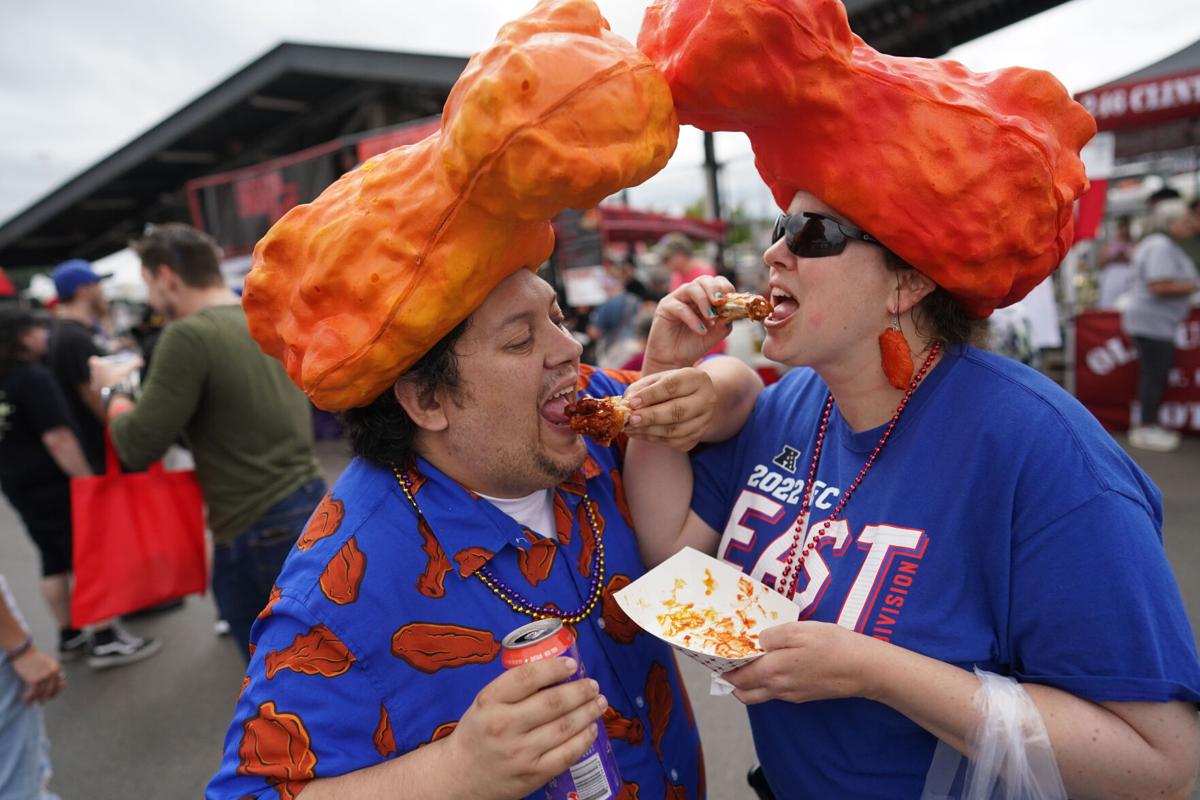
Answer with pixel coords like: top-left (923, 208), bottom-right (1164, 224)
top-left (703, 132), bottom-right (725, 270)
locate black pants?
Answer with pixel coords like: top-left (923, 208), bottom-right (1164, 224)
top-left (1133, 336), bottom-right (1176, 425)
top-left (3, 480), bottom-right (73, 576)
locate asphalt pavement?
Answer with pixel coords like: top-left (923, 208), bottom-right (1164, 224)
top-left (2, 434), bottom-right (1197, 799)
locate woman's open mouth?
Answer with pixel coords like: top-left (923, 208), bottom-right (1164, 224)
top-left (764, 288), bottom-right (798, 327)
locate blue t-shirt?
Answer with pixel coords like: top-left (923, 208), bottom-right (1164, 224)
top-left (208, 367), bottom-right (703, 800)
top-left (691, 345), bottom-right (1200, 799)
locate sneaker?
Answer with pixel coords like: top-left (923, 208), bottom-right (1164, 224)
top-left (59, 628), bottom-right (89, 661)
top-left (1128, 425), bottom-right (1181, 452)
top-left (87, 625), bottom-right (163, 669)
top-left (213, 619), bottom-right (231, 637)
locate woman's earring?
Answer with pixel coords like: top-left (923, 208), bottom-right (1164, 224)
top-left (878, 285), bottom-right (913, 389)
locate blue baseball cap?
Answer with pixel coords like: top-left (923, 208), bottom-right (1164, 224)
top-left (52, 259), bottom-right (109, 300)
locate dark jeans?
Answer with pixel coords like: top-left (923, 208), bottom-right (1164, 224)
top-left (212, 477), bottom-right (326, 660)
top-left (1133, 336), bottom-right (1176, 425)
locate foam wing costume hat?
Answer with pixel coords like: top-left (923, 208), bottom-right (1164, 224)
top-left (639, 0), bottom-right (1097, 318)
top-left (243, 0), bottom-right (678, 411)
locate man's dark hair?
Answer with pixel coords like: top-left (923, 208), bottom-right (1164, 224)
top-left (1148, 186), bottom-right (1182, 208)
top-left (0, 306), bottom-right (46, 377)
top-left (884, 251), bottom-right (986, 347)
top-left (130, 223), bottom-right (225, 288)
top-left (340, 318), bottom-right (471, 468)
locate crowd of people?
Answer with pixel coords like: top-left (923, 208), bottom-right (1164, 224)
top-left (2, 0), bottom-right (1200, 798)
top-left (0, 225), bottom-right (328, 797)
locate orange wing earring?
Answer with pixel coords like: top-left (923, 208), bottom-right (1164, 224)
top-left (878, 280), bottom-right (913, 389)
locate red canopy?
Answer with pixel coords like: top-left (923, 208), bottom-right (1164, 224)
top-left (355, 119), bottom-right (441, 163)
top-left (1076, 67), bottom-right (1200, 133)
top-left (1074, 39), bottom-right (1200, 159)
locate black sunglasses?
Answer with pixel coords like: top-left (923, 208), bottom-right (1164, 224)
top-left (771, 212), bottom-right (887, 258)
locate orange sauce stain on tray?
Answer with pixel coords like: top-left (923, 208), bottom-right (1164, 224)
top-left (655, 574), bottom-right (777, 659)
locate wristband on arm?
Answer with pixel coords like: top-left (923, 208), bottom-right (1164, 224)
top-left (4, 635), bottom-right (32, 662)
top-left (102, 385), bottom-right (137, 421)
top-left (101, 382), bottom-right (132, 409)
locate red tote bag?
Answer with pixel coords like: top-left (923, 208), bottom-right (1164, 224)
top-left (70, 435), bottom-right (207, 627)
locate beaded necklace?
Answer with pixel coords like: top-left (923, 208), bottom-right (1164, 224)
top-left (776, 341), bottom-right (943, 601)
top-left (393, 466), bottom-right (606, 623)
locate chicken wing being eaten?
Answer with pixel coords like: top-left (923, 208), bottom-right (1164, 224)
top-left (713, 292), bottom-right (772, 321)
top-left (565, 395), bottom-right (633, 446)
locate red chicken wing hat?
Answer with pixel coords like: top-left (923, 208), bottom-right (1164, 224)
top-left (243, 0), bottom-right (678, 411)
top-left (638, 0), bottom-right (1096, 318)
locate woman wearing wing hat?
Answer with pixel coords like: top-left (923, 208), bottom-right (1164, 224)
top-left (624, 0), bottom-right (1200, 797)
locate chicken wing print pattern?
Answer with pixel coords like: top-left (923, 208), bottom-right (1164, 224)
top-left (416, 517), bottom-right (452, 599)
top-left (518, 536), bottom-right (557, 586)
top-left (257, 585), bottom-right (283, 621)
top-left (391, 622), bottom-right (501, 673)
top-left (264, 624), bottom-right (356, 680)
top-left (602, 704), bottom-right (645, 745)
top-left (645, 661), bottom-right (672, 759)
top-left (319, 537), bottom-right (366, 605)
top-left (609, 468), bottom-right (634, 528)
top-left (237, 701), bottom-right (317, 800)
top-left (577, 498), bottom-right (605, 577)
top-left (601, 574), bottom-right (640, 644)
top-left (373, 705), bottom-right (397, 758)
top-left (296, 493), bottom-right (345, 552)
top-left (453, 546), bottom-right (494, 577)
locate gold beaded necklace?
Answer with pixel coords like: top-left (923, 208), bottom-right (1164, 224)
top-left (393, 465), bottom-right (606, 623)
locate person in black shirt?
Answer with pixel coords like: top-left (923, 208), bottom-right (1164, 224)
top-left (47, 260), bottom-right (110, 472)
top-left (0, 308), bottom-right (92, 654)
top-left (0, 307), bottom-right (161, 669)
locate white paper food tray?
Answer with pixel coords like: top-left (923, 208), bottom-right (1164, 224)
top-left (614, 547), bottom-right (799, 673)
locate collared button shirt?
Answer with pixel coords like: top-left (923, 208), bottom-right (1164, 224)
top-left (207, 367), bottom-right (704, 800)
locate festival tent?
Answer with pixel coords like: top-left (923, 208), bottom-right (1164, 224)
top-left (1073, 38), bottom-right (1200, 238)
top-left (1076, 38), bottom-right (1200, 161)
top-left (93, 248), bottom-right (146, 303)
top-left (1070, 39), bottom-right (1200, 436)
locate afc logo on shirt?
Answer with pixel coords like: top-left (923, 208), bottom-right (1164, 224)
top-left (771, 444), bottom-right (801, 473)
top-left (717, 461), bottom-right (928, 640)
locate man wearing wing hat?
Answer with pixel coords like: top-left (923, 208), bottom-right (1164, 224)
top-left (208, 2), bottom-right (762, 797)
top-left (622, 0), bottom-right (1200, 797)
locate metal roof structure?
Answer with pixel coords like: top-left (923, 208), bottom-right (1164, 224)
top-left (844, 0), bottom-right (1070, 58)
top-left (0, 0), bottom-right (1073, 268)
top-left (0, 43), bottom-right (466, 268)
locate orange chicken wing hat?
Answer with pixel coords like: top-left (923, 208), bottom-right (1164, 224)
top-left (638, 0), bottom-right (1096, 318)
top-left (244, 0), bottom-right (678, 410)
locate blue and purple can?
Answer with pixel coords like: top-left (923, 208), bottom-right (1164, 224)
top-left (501, 618), bottom-right (623, 800)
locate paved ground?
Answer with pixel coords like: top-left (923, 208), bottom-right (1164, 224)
top-left (3, 435), bottom-right (1198, 799)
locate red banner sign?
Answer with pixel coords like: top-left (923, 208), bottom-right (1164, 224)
top-left (1074, 309), bottom-right (1200, 433)
top-left (1075, 68), bottom-right (1200, 132)
top-left (356, 119), bottom-right (441, 163)
top-left (186, 141), bottom-right (346, 256)
top-left (185, 117), bottom-right (442, 256)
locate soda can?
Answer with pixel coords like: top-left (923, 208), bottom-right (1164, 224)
top-left (501, 619), bottom-right (623, 800)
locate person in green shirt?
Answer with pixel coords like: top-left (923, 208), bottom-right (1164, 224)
top-left (92, 223), bottom-right (325, 660)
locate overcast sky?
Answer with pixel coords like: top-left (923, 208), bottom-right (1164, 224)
top-left (2, 0), bottom-right (1199, 224)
